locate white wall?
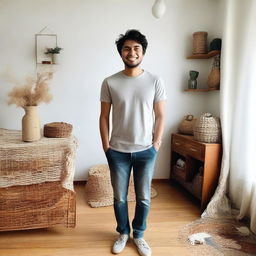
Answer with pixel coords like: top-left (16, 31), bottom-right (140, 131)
top-left (0, 0), bottom-right (222, 180)
top-left (206, 0), bottom-right (224, 116)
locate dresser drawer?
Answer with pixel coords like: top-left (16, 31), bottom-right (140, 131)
top-left (185, 141), bottom-right (205, 160)
top-left (172, 135), bottom-right (186, 153)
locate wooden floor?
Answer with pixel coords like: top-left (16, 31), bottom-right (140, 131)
top-left (0, 181), bottom-right (201, 256)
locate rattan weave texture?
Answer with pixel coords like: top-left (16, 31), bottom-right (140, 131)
top-left (193, 31), bottom-right (208, 54)
top-left (0, 182), bottom-right (76, 231)
top-left (0, 128), bottom-right (78, 190)
top-left (44, 122), bottom-right (73, 138)
top-left (85, 164), bottom-right (157, 208)
top-left (193, 113), bottom-right (221, 143)
top-left (0, 128), bottom-right (78, 231)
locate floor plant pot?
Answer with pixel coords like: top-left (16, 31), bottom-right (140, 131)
top-left (22, 106), bottom-right (41, 142)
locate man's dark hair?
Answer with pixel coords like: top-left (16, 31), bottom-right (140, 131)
top-left (115, 29), bottom-right (148, 56)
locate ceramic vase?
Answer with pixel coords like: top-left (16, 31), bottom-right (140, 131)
top-left (188, 70), bottom-right (199, 89)
top-left (208, 54), bottom-right (220, 89)
top-left (22, 106), bottom-right (41, 142)
top-left (52, 53), bottom-right (59, 64)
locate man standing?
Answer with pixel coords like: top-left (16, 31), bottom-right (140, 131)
top-left (99, 29), bottom-right (166, 256)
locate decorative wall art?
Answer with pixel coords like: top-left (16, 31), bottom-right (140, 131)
top-left (35, 33), bottom-right (57, 65)
top-left (35, 26), bottom-right (62, 66)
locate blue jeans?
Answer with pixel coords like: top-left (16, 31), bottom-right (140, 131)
top-left (105, 146), bottom-right (157, 238)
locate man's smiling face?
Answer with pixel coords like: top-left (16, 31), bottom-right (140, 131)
top-left (121, 40), bottom-right (144, 68)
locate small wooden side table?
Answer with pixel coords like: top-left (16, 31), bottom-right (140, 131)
top-left (170, 133), bottom-right (222, 211)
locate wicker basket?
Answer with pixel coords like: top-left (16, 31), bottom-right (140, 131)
top-left (192, 31), bottom-right (208, 54)
top-left (44, 122), bottom-right (73, 138)
top-left (85, 164), bottom-right (157, 208)
top-left (178, 115), bottom-right (197, 135)
top-left (193, 113), bottom-right (221, 143)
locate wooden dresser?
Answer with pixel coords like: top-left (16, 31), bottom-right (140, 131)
top-left (170, 133), bottom-right (222, 211)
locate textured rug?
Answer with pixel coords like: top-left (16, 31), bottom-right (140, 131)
top-left (178, 217), bottom-right (256, 255)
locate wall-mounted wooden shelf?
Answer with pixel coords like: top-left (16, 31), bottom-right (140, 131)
top-left (187, 50), bottom-right (221, 59)
top-left (184, 88), bottom-right (219, 92)
top-left (37, 63), bottom-right (58, 65)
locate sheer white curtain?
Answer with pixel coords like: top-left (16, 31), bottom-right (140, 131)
top-left (203, 0), bottom-right (256, 234)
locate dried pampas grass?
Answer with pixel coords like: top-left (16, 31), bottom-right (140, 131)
top-left (8, 72), bottom-right (53, 108)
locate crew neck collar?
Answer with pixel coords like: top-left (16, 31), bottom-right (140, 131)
top-left (121, 70), bottom-right (145, 79)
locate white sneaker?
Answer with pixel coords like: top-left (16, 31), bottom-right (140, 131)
top-left (133, 238), bottom-right (152, 256)
top-left (112, 234), bottom-right (129, 254)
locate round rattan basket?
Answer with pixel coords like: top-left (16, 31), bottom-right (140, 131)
top-left (192, 31), bottom-right (208, 54)
top-left (44, 122), bottom-right (73, 138)
top-left (193, 113), bottom-right (221, 143)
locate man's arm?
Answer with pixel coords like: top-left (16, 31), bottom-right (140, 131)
top-left (99, 102), bottom-right (111, 152)
top-left (153, 100), bottom-right (165, 151)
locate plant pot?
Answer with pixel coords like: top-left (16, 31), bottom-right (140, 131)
top-left (22, 106), bottom-right (41, 142)
top-left (52, 53), bottom-right (60, 64)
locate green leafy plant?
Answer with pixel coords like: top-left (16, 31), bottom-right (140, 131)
top-left (45, 46), bottom-right (63, 54)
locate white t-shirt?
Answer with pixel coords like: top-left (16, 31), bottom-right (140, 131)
top-left (100, 70), bottom-right (166, 153)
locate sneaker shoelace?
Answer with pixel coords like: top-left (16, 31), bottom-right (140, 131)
top-left (116, 235), bottom-right (127, 245)
top-left (136, 239), bottom-right (150, 249)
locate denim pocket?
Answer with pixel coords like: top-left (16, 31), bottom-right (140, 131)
top-left (105, 148), bottom-right (112, 155)
top-left (151, 146), bottom-right (158, 153)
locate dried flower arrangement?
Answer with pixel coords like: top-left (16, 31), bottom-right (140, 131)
top-left (8, 72), bottom-right (53, 108)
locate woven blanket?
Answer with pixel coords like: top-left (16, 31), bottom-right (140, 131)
top-left (0, 128), bottom-right (78, 191)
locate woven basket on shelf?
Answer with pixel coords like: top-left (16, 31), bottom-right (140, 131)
top-left (192, 31), bottom-right (208, 54)
top-left (44, 122), bottom-right (73, 138)
top-left (178, 115), bottom-right (197, 135)
top-left (193, 113), bottom-right (221, 143)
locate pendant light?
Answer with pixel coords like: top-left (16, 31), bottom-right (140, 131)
top-left (152, 0), bottom-right (166, 19)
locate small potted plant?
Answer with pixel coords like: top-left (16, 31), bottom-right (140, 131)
top-left (45, 46), bottom-right (63, 64)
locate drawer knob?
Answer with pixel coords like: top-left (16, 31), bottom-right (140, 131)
top-left (190, 147), bottom-right (197, 152)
